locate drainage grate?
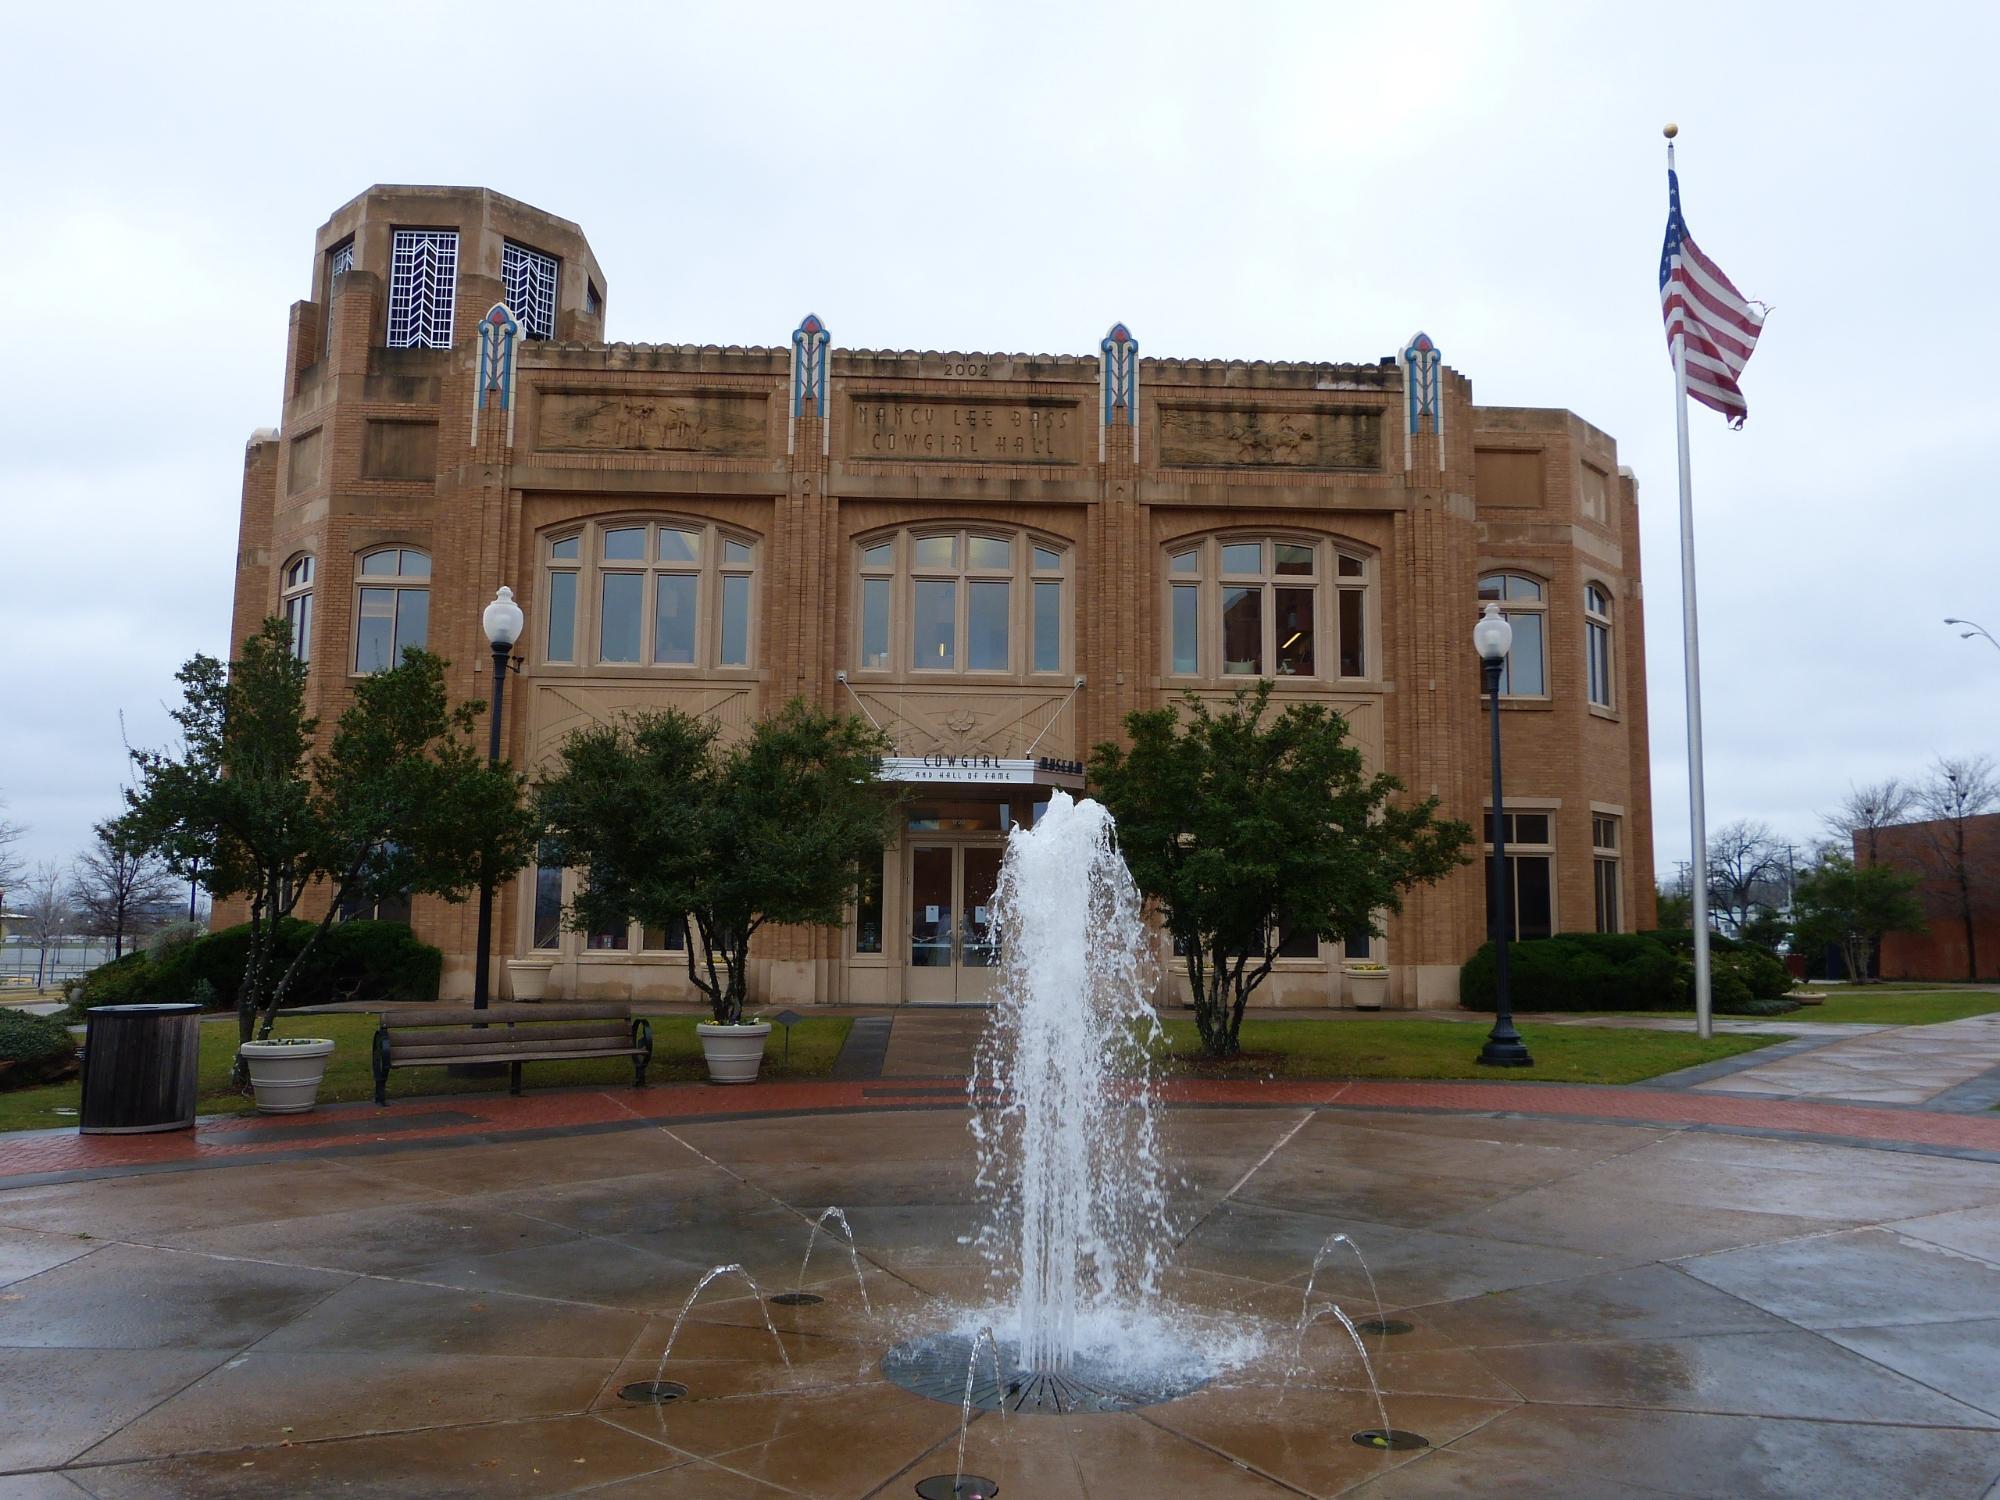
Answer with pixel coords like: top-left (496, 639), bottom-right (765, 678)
top-left (882, 1333), bottom-right (1209, 1414)
top-left (617, 1380), bottom-right (688, 1404)
top-left (914, 1476), bottom-right (999, 1499)
top-left (1356, 1318), bottom-right (1415, 1336)
top-left (769, 1291), bottom-right (824, 1307)
top-left (1353, 1429), bottom-right (1430, 1451)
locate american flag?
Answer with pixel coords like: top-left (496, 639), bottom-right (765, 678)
top-left (1659, 169), bottom-right (1765, 427)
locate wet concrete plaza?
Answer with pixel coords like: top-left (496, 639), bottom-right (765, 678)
top-left (4, 1097), bottom-right (2000, 1497)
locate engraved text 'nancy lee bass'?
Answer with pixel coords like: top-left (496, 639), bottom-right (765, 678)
top-left (852, 401), bottom-right (1079, 462)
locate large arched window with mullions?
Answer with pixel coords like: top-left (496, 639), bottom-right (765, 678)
top-left (852, 527), bottom-right (1070, 679)
top-left (1164, 534), bottom-right (1372, 682)
top-left (1476, 571), bottom-right (1547, 697)
top-left (539, 519), bottom-right (759, 671)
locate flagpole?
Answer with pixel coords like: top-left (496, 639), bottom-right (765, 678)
top-left (1666, 122), bottom-right (1714, 1040)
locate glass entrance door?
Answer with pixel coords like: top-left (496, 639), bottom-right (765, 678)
top-left (905, 841), bottom-right (1004, 1003)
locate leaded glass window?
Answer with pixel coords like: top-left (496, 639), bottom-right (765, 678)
top-left (502, 240), bottom-right (559, 340)
top-left (386, 229), bottom-right (458, 349)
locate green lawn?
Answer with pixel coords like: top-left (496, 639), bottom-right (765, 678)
top-left (1570, 990), bottom-right (2000, 1028)
top-left (1157, 1018), bottom-right (1780, 1085)
top-left (0, 1011), bottom-right (852, 1134)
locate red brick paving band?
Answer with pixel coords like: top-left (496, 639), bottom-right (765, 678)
top-left (4, 1078), bottom-right (1999, 1185)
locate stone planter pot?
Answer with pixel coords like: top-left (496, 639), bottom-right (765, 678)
top-left (506, 958), bottom-right (556, 1002)
top-left (696, 1022), bottom-right (771, 1084)
top-left (1345, 969), bottom-right (1389, 1011)
top-left (238, 1038), bottom-right (335, 1114)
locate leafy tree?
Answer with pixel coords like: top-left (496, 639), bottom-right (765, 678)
top-left (537, 700), bottom-right (894, 1024)
top-left (120, 619), bottom-right (540, 1059)
top-left (71, 819), bottom-right (178, 958)
top-left (1089, 683), bottom-right (1471, 1059)
top-left (1655, 881), bottom-right (1693, 930)
top-left (1791, 850), bottom-right (1925, 986)
top-left (1913, 754), bottom-right (2000, 981)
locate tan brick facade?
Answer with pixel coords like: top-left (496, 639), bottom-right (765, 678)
top-left (225, 186), bottom-right (1656, 1009)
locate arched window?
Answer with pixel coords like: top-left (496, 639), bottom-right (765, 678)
top-left (1585, 582), bottom-right (1613, 709)
top-left (281, 554), bottom-right (314, 664)
top-left (540, 519), bottom-right (758, 670)
top-left (852, 527), bottom-right (1069, 678)
top-left (1476, 572), bottom-right (1546, 696)
top-left (354, 548), bottom-right (430, 673)
top-left (1165, 535), bottom-right (1370, 681)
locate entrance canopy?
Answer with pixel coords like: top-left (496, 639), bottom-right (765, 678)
top-left (877, 755), bottom-right (1085, 791)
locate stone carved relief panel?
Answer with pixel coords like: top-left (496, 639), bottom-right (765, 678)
top-left (536, 390), bottom-right (770, 455)
top-left (1158, 405), bottom-right (1383, 470)
top-left (849, 686), bottom-right (1078, 761)
top-left (527, 681), bottom-right (757, 766)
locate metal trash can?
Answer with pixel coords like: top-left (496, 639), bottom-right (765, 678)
top-left (79, 1003), bottom-right (203, 1134)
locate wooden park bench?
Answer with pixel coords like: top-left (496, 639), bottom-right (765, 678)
top-left (372, 1003), bottom-right (652, 1104)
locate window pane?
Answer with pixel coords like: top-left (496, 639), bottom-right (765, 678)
top-left (1171, 583), bottom-right (1199, 674)
top-left (1505, 611), bottom-right (1545, 694)
top-left (392, 587), bottom-right (428, 662)
top-left (1222, 585), bottom-right (1261, 674)
top-left (719, 574), bottom-right (751, 666)
top-left (914, 579), bottom-right (956, 669)
top-left (1033, 581), bottom-right (1061, 672)
top-left (1338, 553), bottom-right (1364, 578)
top-left (599, 573), bottom-right (642, 662)
top-left (1343, 924), bottom-right (1372, 959)
top-left (1221, 541), bottom-right (1262, 574)
top-left (1275, 543), bottom-right (1314, 576)
top-left (1588, 621), bottom-right (1611, 707)
top-left (286, 593), bottom-right (312, 662)
top-left (545, 571), bottom-right (576, 662)
top-left (1170, 549), bottom-right (1199, 575)
top-left (1275, 913), bottom-right (1317, 958)
top-left (968, 536), bottom-right (1011, 569)
top-left (659, 528), bottom-right (700, 563)
top-left (1513, 813), bottom-right (1550, 845)
top-left (1275, 587), bottom-right (1314, 676)
top-left (1477, 574), bottom-right (1503, 600)
top-left (655, 572), bottom-right (697, 664)
top-left (968, 580), bottom-right (1009, 670)
top-left (587, 926), bottom-right (629, 950)
top-left (1586, 584), bottom-right (1607, 615)
top-left (1338, 588), bottom-right (1364, 677)
top-left (360, 550), bottom-right (397, 577)
top-left (355, 587), bottom-right (395, 672)
top-left (641, 917), bottom-right (687, 951)
top-left (723, 538), bottom-right (753, 564)
top-left (533, 866), bottom-right (563, 949)
top-left (855, 859), bottom-right (883, 955)
top-left (1506, 574), bottom-right (1542, 601)
top-left (914, 535), bottom-right (956, 569)
top-left (1595, 858), bottom-right (1619, 933)
top-left (862, 542), bottom-right (892, 568)
top-left (1516, 856), bottom-right (1553, 939)
top-left (603, 527), bottom-right (645, 561)
top-left (862, 576), bottom-right (891, 668)
top-left (551, 535), bottom-right (580, 560)
top-left (399, 551), bottom-right (430, 578)
top-left (1033, 546), bottom-right (1061, 572)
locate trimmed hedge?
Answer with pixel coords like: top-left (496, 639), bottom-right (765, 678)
top-left (1461, 930), bottom-right (1797, 1015)
top-left (0, 1010), bottom-right (80, 1089)
top-left (74, 919), bottom-right (442, 1013)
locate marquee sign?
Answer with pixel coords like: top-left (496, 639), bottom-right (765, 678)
top-left (878, 755), bottom-right (1085, 789)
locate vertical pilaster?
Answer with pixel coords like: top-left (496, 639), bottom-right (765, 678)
top-left (1097, 324), bottom-right (1143, 739)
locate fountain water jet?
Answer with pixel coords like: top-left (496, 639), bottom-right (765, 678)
top-left (776, 1206), bottom-right (874, 1315)
top-left (655, 1263), bottom-right (791, 1387)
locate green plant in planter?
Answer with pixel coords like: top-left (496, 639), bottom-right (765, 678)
top-left (537, 701), bottom-right (894, 1025)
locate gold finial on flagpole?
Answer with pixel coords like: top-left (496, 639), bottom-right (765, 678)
top-left (1663, 122), bottom-right (1679, 139)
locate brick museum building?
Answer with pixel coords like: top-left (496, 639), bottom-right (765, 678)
top-left (225, 185), bottom-right (1657, 1009)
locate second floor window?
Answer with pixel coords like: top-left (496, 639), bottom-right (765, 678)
top-left (543, 520), bottom-right (758, 670)
top-left (502, 240), bottom-right (559, 340)
top-left (387, 229), bottom-right (458, 348)
top-left (854, 528), bottom-right (1069, 678)
top-left (1167, 535), bottom-right (1370, 681)
top-left (1477, 572), bottom-right (1547, 696)
top-left (354, 548), bottom-right (430, 673)
top-left (1585, 583), bottom-right (1614, 708)
top-left (281, 554), bottom-right (314, 663)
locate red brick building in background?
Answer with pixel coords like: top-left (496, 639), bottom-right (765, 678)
top-left (1869, 814), bottom-right (2000, 982)
top-left (224, 185), bottom-right (1657, 1009)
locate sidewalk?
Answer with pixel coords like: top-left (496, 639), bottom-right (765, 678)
top-left (1690, 1011), bottom-right (2000, 1107)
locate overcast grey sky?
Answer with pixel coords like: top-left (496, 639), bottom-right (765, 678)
top-left (2, 0), bottom-right (1995, 882)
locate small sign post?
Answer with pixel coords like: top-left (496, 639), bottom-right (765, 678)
top-left (773, 1008), bottom-right (803, 1067)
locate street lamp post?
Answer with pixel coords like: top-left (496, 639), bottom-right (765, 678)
top-left (1474, 602), bottom-right (1532, 1068)
top-left (473, 586), bottom-right (525, 1012)
top-left (1944, 618), bottom-right (2000, 656)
